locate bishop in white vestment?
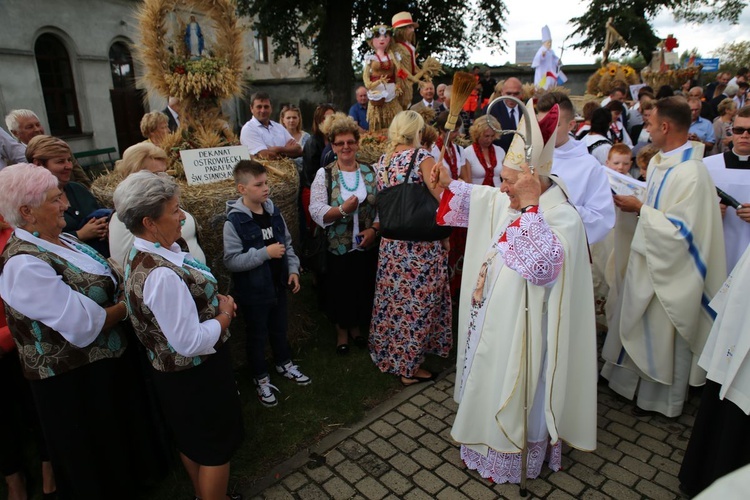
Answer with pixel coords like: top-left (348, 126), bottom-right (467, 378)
top-left (434, 101), bottom-right (597, 483)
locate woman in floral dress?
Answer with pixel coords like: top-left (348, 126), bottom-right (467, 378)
top-left (369, 110), bottom-right (453, 385)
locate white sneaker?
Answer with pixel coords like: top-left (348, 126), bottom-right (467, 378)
top-left (276, 362), bottom-right (312, 386)
top-left (254, 376), bottom-right (279, 407)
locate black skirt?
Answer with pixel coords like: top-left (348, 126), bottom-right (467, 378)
top-left (322, 247), bottom-right (378, 329)
top-left (678, 380), bottom-right (750, 496)
top-left (150, 341), bottom-right (244, 466)
top-left (30, 346), bottom-right (167, 500)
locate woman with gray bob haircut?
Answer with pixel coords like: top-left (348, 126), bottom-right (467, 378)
top-left (114, 171), bottom-right (244, 500)
top-left (113, 171), bottom-right (180, 235)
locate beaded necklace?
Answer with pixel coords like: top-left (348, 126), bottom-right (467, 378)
top-left (338, 164), bottom-right (361, 192)
top-left (184, 257), bottom-right (212, 274)
top-left (66, 239), bottom-right (111, 270)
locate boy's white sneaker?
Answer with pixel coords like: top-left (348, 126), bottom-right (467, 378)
top-left (276, 362), bottom-right (312, 386)
top-left (254, 376), bottom-right (279, 407)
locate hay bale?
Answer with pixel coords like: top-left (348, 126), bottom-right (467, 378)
top-left (91, 157), bottom-right (299, 291)
top-left (358, 133), bottom-right (388, 166)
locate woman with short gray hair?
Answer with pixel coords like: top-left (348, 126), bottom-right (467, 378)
top-left (115, 171), bottom-right (244, 500)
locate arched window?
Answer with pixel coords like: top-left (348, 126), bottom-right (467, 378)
top-left (35, 33), bottom-right (81, 135)
top-left (109, 41), bottom-right (136, 90)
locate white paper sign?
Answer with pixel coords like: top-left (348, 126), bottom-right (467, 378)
top-left (180, 146), bottom-right (250, 185)
top-left (604, 168), bottom-right (646, 199)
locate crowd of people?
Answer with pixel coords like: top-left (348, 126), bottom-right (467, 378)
top-left (3, 13), bottom-right (750, 497)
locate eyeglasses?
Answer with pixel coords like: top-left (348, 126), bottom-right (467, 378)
top-left (732, 127), bottom-right (750, 135)
top-left (504, 92), bottom-right (522, 96)
top-left (333, 140), bottom-right (357, 147)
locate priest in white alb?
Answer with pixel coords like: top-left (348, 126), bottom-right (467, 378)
top-left (703, 105), bottom-right (750, 273)
top-left (601, 97), bottom-right (726, 418)
top-left (431, 101), bottom-right (597, 483)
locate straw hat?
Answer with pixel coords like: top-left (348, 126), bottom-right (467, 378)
top-left (392, 12), bottom-right (419, 29)
top-left (502, 99), bottom-right (559, 177)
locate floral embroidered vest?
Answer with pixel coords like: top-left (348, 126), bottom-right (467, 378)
top-left (0, 235), bottom-right (127, 380)
top-left (325, 162), bottom-right (378, 255)
top-left (125, 247), bottom-right (230, 372)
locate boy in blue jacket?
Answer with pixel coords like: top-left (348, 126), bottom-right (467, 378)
top-left (223, 160), bottom-right (310, 407)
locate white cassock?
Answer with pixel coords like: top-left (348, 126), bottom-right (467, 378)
top-left (551, 139), bottom-right (616, 245)
top-left (602, 142), bottom-right (727, 417)
top-left (703, 151), bottom-right (750, 272)
top-left (440, 179), bottom-right (597, 483)
top-left (699, 243), bottom-right (750, 414)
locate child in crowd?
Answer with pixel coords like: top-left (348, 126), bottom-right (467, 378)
top-left (636, 145), bottom-right (658, 182)
top-left (605, 143), bottom-right (633, 175)
top-left (223, 160), bottom-right (310, 407)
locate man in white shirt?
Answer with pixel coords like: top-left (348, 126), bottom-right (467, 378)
top-left (0, 127), bottom-right (26, 169)
top-left (240, 92), bottom-right (302, 160)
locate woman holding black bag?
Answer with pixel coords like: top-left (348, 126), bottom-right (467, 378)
top-left (309, 114), bottom-right (379, 355)
top-left (369, 110), bottom-right (453, 386)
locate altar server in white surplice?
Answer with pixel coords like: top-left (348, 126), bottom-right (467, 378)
top-left (602, 97), bottom-right (727, 418)
top-left (704, 105), bottom-right (750, 273)
top-left (431, 100), bottom-right (597, 484)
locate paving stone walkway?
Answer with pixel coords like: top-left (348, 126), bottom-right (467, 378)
top-left (246, 370), bottom-right (697, 500)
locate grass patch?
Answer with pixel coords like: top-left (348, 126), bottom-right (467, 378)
top-left (1, 272), bottom-right (455, 499)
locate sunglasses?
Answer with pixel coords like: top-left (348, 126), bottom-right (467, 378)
top-left (504, 91), bottom-right (522, 96)
top-left (333, 140), bottom-right (357, 147)
top-left (732, 127), bottom-right (750, 135)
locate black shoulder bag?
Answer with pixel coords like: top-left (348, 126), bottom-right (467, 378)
top-left (375, 149), bottom-right (452, 242)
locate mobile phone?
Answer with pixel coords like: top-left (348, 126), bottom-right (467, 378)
top-left (355, 234), bottom-right (364, 246)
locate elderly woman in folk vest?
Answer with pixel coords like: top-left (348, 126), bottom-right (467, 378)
top-left (309, 113), bottom-right (379, 355)
top-left (114, 171), bottom-right (243, 500)
top-left (0, 164), bottom-right (164, 499)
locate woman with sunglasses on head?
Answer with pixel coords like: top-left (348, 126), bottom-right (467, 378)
top-left (309, 113), bottom-right (379, 354)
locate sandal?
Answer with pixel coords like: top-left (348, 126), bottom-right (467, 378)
top-left (400, 372), bottom-right (435, 386)
top-left (336, 344), bottom-right (350, 356)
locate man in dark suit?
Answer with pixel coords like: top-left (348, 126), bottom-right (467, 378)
top-left (162, 97), bottom-right (180, 132)
top-left (409, 82), bottom-right (440, 115)
top-left (486, 77), bottom-right (522, 152)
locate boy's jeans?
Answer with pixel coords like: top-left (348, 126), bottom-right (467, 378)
top-left (240, 289), bottom-right (292, 379)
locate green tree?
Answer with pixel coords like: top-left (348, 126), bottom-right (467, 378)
top-left (713, 41), bottom-right (750, 71)
top-left (237, 0), bottom-right (507, 111)
top-left (569, 0), bottom-right (747, 63)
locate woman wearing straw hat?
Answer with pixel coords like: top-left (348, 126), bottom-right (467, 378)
top-left (432, 101), bottom-right (597, 484)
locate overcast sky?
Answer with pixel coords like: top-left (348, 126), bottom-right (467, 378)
top-left (470, 0), bottom-right (750, 65)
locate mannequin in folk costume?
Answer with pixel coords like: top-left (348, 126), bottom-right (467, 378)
top-left (431, 100), bottom-right (598, 483)
top-left (362, 24), bottom-right (404, 132)
top-left (391, 12), bottom-right (443, 111)
top-left (532, 26), bottom-right (564, 90)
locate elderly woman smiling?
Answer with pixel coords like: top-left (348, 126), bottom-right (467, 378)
top-left (140, 111), bottom-right (171, 147)
top-left (114, 171), bottom-right (243, 500)
top-left (108, 142), bottom-right (205, 267)
top-left (0, 164), bottom-right (155, 499)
